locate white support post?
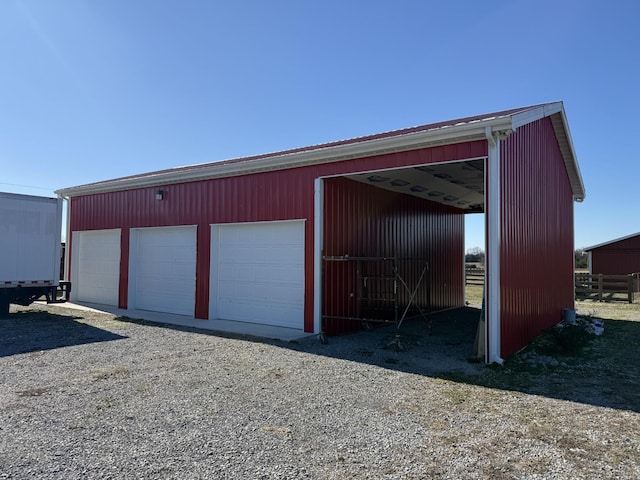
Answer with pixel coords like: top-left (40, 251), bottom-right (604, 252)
top-left (313, 178), bottom-right (324, 334)
top-left (486, 127), bottom-right (503, 364)
top-left (62, 196), bottom-right (71, 282)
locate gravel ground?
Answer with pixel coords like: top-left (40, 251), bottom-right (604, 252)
top-left (1, 304), bottom-right (639, 479)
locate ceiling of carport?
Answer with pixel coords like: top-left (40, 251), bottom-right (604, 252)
top-left (346, 158), bottom-right (486, 213)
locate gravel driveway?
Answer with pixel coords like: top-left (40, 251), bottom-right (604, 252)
top-left (1, 304), bottom-right (638, 479)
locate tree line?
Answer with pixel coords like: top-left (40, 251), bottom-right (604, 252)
top-left (465, 248), bottom-right (589, 269)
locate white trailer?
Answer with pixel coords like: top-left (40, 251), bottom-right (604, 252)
top-left (0, 192), bottom-right (70, 316)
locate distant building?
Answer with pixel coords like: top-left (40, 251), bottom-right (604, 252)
top-left (585, 233), bottom-right (640, 275)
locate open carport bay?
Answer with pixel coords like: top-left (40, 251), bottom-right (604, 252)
top-left (1, 303), bottom-right (639, 479)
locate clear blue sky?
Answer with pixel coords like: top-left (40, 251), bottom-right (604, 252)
top-left (1, 0), bottom-right (638, 250)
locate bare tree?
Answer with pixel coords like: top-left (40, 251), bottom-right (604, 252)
top-left (465, 247), bottom-right (485, 265)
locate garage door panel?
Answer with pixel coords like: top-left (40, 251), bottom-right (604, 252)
top-left (134, 274), bottom-right (189, 292)
top-left (138, 246), bottom-right (194, 263)
top-left (212, 221), bottom-right (304, 329)
top-left (217, 263), bottom-right (301, 284)
top-left (131, 227), bottom-right (196, 316)
top-left (74, 230), bottom-right (121, 306)
top-left (136, 292), bottom-right (193, 314)
top-left (137, 261), bottom-right (194, 278)
top-left (219, 298), bottom-right (303, 326)
top-left (252, 247), bottom-right (303, 265)
top-left (78, 259), bottom-right (119, 276)
top-left (138, 229), bottom-right (191, 245)
top-left (218, 282), bottom-right (303, 304)
top-left (220, 245), bottom-right (303, 263)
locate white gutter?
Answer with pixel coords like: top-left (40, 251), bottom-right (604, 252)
top-left (485, 126), bottom-right (506, 365)
top-left (55, 116), bottom-right (514, 197)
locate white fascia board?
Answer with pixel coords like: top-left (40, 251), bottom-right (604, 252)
top-left (543, 102), bottom-right (564, 117)
top-left (510, 102), bottom-right (563, 130)
top-left (511, 106), bottom-right (546, 130)
top-left (56, 117), bottom-right (514, 197)
top-left (554, 108), bottom-right (586, 201)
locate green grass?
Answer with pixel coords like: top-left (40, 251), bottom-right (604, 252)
top-left (465, 283), bottom-right (484, 306)
top-left (440, 298), bottom-right (640, 411)
top-left (455, 288), bottom-right (640, 408)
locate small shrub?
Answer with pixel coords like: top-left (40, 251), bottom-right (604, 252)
top-left (537, 324), bottom-right (593, 355)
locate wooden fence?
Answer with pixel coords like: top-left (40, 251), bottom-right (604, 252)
top-left (465, 267), bottom-right (485, 286)
top-left (575, 272), bottom-right (640, 303)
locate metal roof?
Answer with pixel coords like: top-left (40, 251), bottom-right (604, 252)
top-left (584, 232), bottom-right (640, 251)
top-left (56, 101), bottom-right (585, 201)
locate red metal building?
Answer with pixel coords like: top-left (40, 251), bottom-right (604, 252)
top-left (56, 101), bottom-right (585, 362)
top-left (585, 233), bottom-right (640, 276)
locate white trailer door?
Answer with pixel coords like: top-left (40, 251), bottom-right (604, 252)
top-left (72, 229), bottom-right (121, 306)
top-left (129, 226), bottom-right (196, 316)
top-left (210, 221), bottom-right (304, 329)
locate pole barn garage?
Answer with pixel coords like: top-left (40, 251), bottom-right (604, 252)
top-left (56, 101), bottom-right (585, 363)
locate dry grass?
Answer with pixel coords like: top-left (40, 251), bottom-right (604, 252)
top-left (456, 282), bottom-right (640, 476)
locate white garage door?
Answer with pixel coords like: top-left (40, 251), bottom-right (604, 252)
top-left (73, 229), bottom-right (121, 306)
top-left (129, 226), bottom-right (196, 316)
top-left (211, 221), bottom-right (304, 329)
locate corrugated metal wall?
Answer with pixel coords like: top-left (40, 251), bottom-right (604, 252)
top-left (70, 172), bottom-right (314, 322)
top-left (499, 116), bottom-right (575, 357)
top-left (591, 236), bottom-right (640, 275)
top-left (322, 177), bottom-right (464, 334)
top-left (69, 140), bottom-right (486, 332)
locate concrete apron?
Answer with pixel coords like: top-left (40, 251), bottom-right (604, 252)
top-left (38, 301), bottom-right (311, 342)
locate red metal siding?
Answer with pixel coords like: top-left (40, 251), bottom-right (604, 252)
top-left (69, 140), bottom-right (486, 331)
top-left (499, 117), bottom-right (575, 357)
top-left (195, 224), bottom-right (211, 319)
top-left (118, 227), bottom-right (129, 309)
top-left (70, 172), bottom-right (315, 327)
top-left (591, 235), bottom-right (640, 275)
top-left (322, 177), bottom-right (464, 334)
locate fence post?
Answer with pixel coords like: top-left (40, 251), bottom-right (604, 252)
top-left (598, 274), bottom-right (603, 302)
top-left (629, 275), bottom-right (634, 304)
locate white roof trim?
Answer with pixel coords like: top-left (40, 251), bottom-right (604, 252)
top-left (584, 232), bottom-right (640, 251)
top-left (55, 102), bottom-right (585, 201)
top-left (511, 102), bottom-right (563, 129)
top-left (56, 116), bottom-right (513, 197)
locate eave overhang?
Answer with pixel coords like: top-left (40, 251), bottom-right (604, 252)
top-left (55, 102), bottom-right (586, 203)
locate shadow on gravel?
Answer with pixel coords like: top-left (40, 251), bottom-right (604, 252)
top-left (285, 307), bottom-right (640, 414)
top-left (0, 311), bottom-right (127, 357)
top-left (114, 307), bottom-right (640, 414)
